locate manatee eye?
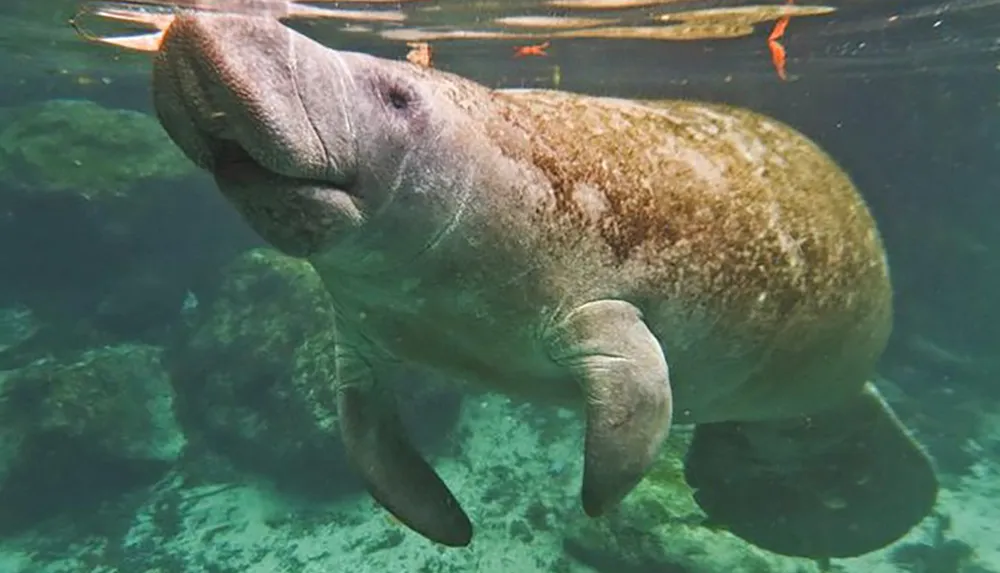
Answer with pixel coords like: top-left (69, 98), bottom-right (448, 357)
top-left (388, 87), bottom-right (409, 110)
top-left (386, 84), bottom-right (412, 111)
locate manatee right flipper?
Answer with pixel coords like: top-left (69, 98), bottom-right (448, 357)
top-left (546, 300), bottom-right (674, 517)
top-left (335, 340), bottom-right (472, 547)
top-left (684, 382), bottom-right (938, 559)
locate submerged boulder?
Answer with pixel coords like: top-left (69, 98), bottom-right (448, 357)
top-left (0, 343), bottom-right (185, 532)
top-left (0, 98), bottom-right (256, 338)
top-left (563, 428), bottom-right (821, 573)
top-left (0, 98), bottom-right (194, 197)
top-left (170, 247), bottom-right (463, 496)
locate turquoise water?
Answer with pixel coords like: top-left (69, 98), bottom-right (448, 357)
top-left (0, 1), bottom-right (998, 572)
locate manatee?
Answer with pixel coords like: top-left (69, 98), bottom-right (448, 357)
top-left (150, 13), bottom-right (938, 558)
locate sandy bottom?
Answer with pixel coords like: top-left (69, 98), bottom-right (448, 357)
top-left (1, 394), bottom-right (997, 573)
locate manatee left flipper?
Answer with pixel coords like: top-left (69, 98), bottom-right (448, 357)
top-left (546, 300), bottom-right (674, 517)
top-left (684, 381), bottom-right (938, 559)
top-left (335, 342), bottom-right (472, 547)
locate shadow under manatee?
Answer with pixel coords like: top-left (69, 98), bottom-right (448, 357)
top-left (563, 527), bottom-right (686, 573)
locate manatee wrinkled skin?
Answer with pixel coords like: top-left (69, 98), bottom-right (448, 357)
top-left (151, 14), bottom-right (938, 558)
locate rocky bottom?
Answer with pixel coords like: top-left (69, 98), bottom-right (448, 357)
top-left (0, 394), bottom-right (997, 573)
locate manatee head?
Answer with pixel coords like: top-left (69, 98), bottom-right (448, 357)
top-left (152, 14), bottom-right (499, 261)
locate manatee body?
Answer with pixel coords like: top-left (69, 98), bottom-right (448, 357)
top-left (151, 14), bottom-right (937, 559)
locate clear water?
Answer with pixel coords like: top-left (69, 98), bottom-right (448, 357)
top-left (0, 1), bottom-right (998, 572)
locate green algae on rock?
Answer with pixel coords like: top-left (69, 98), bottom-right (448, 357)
top-left (0, 344), bottom-right (185, 463)
top-left (185, 248), bottom-right (334, 356)
top-left (0, 99), bottom-right (195, 198)
top-left (563, 428), bottom-right (822, 573)
top-left (170, 247), bottom-right (347, 492)
top-left (0, 343), bottom-right (185, 532)
top-left (290, 328), bottom-right (341, 437)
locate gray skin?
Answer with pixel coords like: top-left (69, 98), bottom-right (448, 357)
top-left (151, 13), bottom-right (937, 558)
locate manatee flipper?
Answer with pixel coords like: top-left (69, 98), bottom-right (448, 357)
top-left (335, 342), bottom-right (472, 546)
top-left (684, 381), bottom-right (938, 559)
top-left (547, 300), bottom-right (674, 517)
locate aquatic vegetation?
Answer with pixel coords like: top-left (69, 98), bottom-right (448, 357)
top-left (406, 41), bottom-right (434, 67)
top-left (0, 99), bottom-right (194, 198)
top-left (513, 40), bottom-right (551, 57)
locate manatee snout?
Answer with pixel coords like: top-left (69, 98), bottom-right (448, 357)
top-left (154, 13), bottom-right (355, 180)
top-left (152, 14), bottom-right (367, 256)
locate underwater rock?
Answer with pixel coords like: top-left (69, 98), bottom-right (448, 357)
top-left (0, 343), bottom-right (185, 532)
top-left (0, 343), bottom-right (185, 464)
top-left (0, 97), bottom-right (258, 337)
top-left (169, 247), bottom-right (463, 496)
top-left (563, 428), bottom-right (821, 573)
top-left (0, 98), bottom-right (194, 197)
